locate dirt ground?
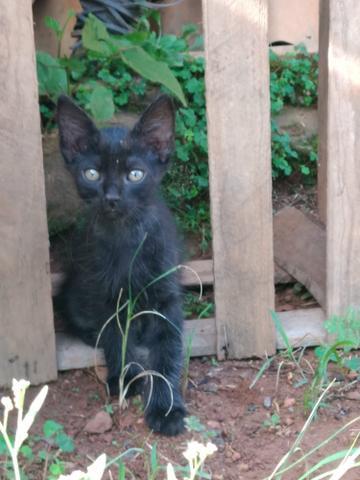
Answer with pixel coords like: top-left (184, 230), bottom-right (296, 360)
top-left (1, 182), bottom-right (340, 479)
top-left (3, 353), bottom-right (360, 480)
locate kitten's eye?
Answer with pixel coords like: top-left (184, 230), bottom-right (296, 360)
top-left (83, 168), bottom-right (100, 182)
top-left (127, 169), bottom-right (145, 183)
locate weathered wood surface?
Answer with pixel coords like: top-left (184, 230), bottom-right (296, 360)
top-left (51, 259), bottom-right (214, 297)
top-left (317, 0), bottom-right (329, 224)
top-left (51, 258), bottom-right (291, 296)
top-left (324, 1), bottom-right (360, 317)
top-left (33, 0), bottom-right (81, 56)
top-left (56, 317), bottom-right (224, 370)
top-left (273, 207), bottom-right (326, 308)
top-left (276, 308), bottom-right (326, 349)
top-left (202, 0), bottom-right (275, 359)
top-left (0, 1), bottom-right (57, 385)
top-left (56, 308), bottom-right (326, 370)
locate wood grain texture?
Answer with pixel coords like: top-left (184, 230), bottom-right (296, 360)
top-left (56, 317), bottom-right (225, 370)
top-left (273, 207), bottom-right (326, 307)
top-left (56, 309), bottom-right (325, 370)
top-left (326, 1), bottom-right (360, 316)
top-left (202, 0), bottom-right (275, 358)
top-left (0, 0), bottom-right (56, 386)
top-left (317, 0), bottom-right (329, 224)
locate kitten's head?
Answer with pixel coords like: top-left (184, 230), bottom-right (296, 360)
top-left (57, 95), bottom-right (175, 219)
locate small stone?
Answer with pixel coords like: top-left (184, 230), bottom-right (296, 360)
top-left (212, 436), bottom-right (225, 451)
top-left (202, 382), bottom-right (218, 393)
top-left (207, 420), bottom-right (221, 429)
top-left (283, 397), bottom-right (296, 408)
top-left (84, 411), bottom-right (112, 434)
top-left (263, 396), bottom-right (272, 409)
top-left (232, 451), bottom-right (241, 462)
top-left (285, 416), bottom-right (294, 426)
top-left (345, 391), bottom-right (360, 401)
top-left (239, 463), bottom-right (250, 472)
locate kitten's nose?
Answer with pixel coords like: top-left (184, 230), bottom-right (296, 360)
top-left (104, 190), bottom-right (120, 210)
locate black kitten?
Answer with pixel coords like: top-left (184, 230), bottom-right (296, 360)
top-left (56, 95), bottom-right (186, 436)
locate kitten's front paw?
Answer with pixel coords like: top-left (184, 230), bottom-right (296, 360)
top-left (146, 407), bottom-right (186, 436)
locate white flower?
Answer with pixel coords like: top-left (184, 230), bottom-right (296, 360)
top-left (59, 454), bottom-right (107, 480)
top-left (12, 379), bottom-right (30, 409)
top-left (183, 441), bottom-right (217, 464)
top-left (1, 396), bottom-right (14, 412)
top-left (166, 463), bottom-right (178, 480)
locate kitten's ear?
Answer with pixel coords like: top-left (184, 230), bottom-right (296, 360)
top-left (131, 95), bottom-right (175, 163)
top-left (57, 95), bottom-right (100, 163)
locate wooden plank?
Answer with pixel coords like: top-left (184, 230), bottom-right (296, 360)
top-left (181, 259), bottom-right (213, 287)
top-left (202, 0), bottom-right (275, 359)
top-left (56, 309), bottom-right (326, 370)
top-left (317, 0), bottom-right (329, 224)
top-left (56, 317), bottom-right (223, 370)
top-left (51, 258), bottom-right (291, 295)
top-left (273, 207), bottom-right (326, 307)
top-left (325, 1), bottom-right (360, 317)
top-left (51, 259), bottom-right (214, 297)
top-left (0, 0), bottom-right (57, 386)
top-left (269, 0), bottom-right (319, 53)
top-left (276, 308), bottom-right (326, 349)
top-left (33, 0), bottom-right (81, 57)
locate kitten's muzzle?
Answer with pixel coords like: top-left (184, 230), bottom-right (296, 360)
top-left (104, 191), bottom-right (120, 209)
top-left (103, 191), bottom-right (123, 216)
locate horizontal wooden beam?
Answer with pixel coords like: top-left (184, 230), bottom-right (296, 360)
top-left (51, 260), bottom-right (214, 297)
top-left (51, 257), bottom-right (293, 297)
top-left (56, 308), bottom-right (326, 370)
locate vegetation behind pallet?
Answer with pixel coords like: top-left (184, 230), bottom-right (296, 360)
top-left (37, 11), bottom-right (319, 252)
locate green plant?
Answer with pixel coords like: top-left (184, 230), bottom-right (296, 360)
top-left (38, 12), bottom-right (320, 252)
top-left (263, 413), bottom-right (281, 430)
top-left (0, 379), bottom-right (216, 480)
top-left (270, 44), bottom-right (319, 180)
top-left (185, 416), bottom-right (218, 441)
top-left (303, 308), bottom-right (360, 411)
top-left (265, 381), bottom-right (360, 480)
top-left (183, 292), bottom-right (214, 319)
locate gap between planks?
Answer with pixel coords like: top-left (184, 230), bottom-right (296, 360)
top-left (56, 308), bottom-right (326, 371)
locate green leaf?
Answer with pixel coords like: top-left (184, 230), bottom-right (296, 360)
top-left (43, 419), bottom-right (63, 438)
top-left (20, 445), bottom-right (34, 460)
top-left (344, 356), bottom-right (360, 372)
top-left (36, 52), bottom-right (68, 98)
top-left (38, 449), bottom-right (48, 461)
top-left (89, 85), bottom-right (115, 121)
top-left (185, 415), bottom-right (206, 432)
top-left (120, 47), bottom-right (187, 106)
top-left (49, 460), bottom-right (65, 476)
top-left (55, 432), bottom-right (75, 453)
top-left (82, 14), bottom-right (114, 56)
top-left (44, 16), bottom-right (61, 36)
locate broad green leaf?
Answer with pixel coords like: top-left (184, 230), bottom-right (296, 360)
top-left (44, 16), bottom-right (61, 36)
top-left (20, 445), bottom-right (34, 460)
top-left (55, 432), bottom-right (75, 453)
top-left (43, 419), bottom-right (63, 438)
top-left (36, 52), bottom-right (68, 98)
top-left (82, 14), bottom-right (114, 56)
top-left (89, 85), bottom-right (115, 121)
top-left (344, 356), bottom-right (360, 372)
top-left (121, 47), bottom-right (186, 106)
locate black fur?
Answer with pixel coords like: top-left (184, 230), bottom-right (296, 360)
top-left (56, 95), bottom-right (185, 436)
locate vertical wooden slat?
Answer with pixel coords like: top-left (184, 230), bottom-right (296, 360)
top-left (317, 0), bottom-right (329, 225)
top-left (0, 0), bottom-right (57, 385)
top-left (325, 1), bottom-right (360, 316)
top-left (202, 0), bottom-right (275, 358)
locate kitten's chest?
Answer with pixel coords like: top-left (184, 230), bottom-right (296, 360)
top-left (91, 231), bottom-right (156, 298)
